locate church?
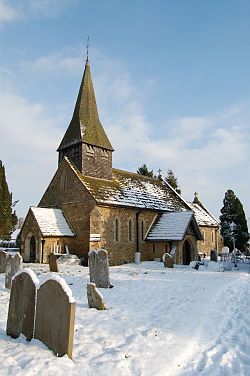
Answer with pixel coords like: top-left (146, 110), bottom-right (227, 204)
top-left (21, 58), bottom-right (205, 266)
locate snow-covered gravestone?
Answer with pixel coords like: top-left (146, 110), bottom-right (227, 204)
top-left (34, 276), bottom-right (76, 359)
top-left (88, 249), bottom-right (110, 288)
top-left (0, 250), bottom-right (7, 273)
top-left (6, 269), bottom-right (39, 341)
top-left (5, 253), bottom-right (22, 289)
top-left (163, 253), bottom-right (174, 268)
top-left (48, 253), bottom-right (59, 272)
top-left (87, 283), bottom-right (105, 310)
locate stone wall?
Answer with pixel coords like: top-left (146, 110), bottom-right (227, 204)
top-left (21, 210), bottom-right (42, 262)
top-left (198, 226), bottom-right (223, 255)
top-left (39, 159), bottom-right (96, 260)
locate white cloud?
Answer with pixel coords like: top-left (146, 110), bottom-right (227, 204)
top-left (0, 0), bottom-right (20, 25)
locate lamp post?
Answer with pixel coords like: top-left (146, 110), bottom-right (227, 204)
top-left (229, 221), bottom-right (237, 267)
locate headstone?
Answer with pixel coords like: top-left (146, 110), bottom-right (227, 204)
top-left (34, 277), bottom-right (75, 359)
top-left (48, 253), bottom-right (59, 272)
top-left (88, 249), bottom-right (110, 288)
top-left (6, 269), bottom-right (38, 341)
top-left (163, 253), bottom-right (174, 268)
top-left (210, 249), bottom-right (218, 262)
top-left (87, 283), bottom-right (105, 310)
top-left (5, 253), bottom-right (22, 289)
top-left (0, 250), bottom-right (7, 273)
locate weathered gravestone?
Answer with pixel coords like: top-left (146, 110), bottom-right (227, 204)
top-left (5, 253), bottom-right (22, 289)
top-left (88, 249), bottom-right (110, 288)
top-left (210, 249), bottom-right (218, 262)
top-left (87, 283), bottom-right (105, 310)
top-left (6, 269), bottom-right (38, 341)
top-left (0, 250), bottom-right (7, 273)
top-left (34, 276), bottom-right (75, 359)
top-left (163, 253), bottom-right (174, 268)
top-left (48, 253), bottom-right (59, 272)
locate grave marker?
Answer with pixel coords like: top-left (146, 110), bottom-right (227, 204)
top-left (88, 249), bottom-right (110, 288)
top-left (34, 277), bottom-right (75, 359)
top-left (0, 250), bottom-right (7, 273)
top-left (6, 269), bottom-right (38, 341)
top-left (5, 253), bottom-right (22, 289)
top-left (163, 253), bottom-right (174, 268)
top-left (48, 253), bottom-right (59, 272)
top-left (87, 283), bottom-right (105, 310)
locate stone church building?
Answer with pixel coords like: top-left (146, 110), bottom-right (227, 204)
top-left (21, 59), bottom-right (205, 266)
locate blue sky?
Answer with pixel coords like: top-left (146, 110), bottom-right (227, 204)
top-left (0, 0), bottom-right (250, 227)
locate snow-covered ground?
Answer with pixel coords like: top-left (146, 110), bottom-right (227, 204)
top-left (0, 260), bottom-right (249, 376)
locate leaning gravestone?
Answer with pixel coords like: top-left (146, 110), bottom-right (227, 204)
top-left (0, 250), bottom-right (7, 273)
top-left (88, 249), bottom-right (110, 288)
top-left (6, 269), bottom-right (39, 341)
top-left (5, 253), bottom-right (22, 289)
top-left (163, 253), bottom-right (174, 268)
top-left (210, 249), bottom-right (218, 262)
top-left (87, 283), bottom-right (105, 310)
top-left (34, 276), bottom-right (75, 359)
top-left (48, 253), bottom-right (59, 272)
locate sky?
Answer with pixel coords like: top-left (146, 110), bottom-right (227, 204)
top-left (0, 0), bottom-right (250, 227)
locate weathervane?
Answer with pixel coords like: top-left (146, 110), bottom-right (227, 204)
top-left (86, 36), bottom-right (90, 62)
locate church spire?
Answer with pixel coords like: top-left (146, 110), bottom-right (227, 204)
top-left (57, 60), bottom-right (114, 152)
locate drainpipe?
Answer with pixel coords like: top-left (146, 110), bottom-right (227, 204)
top-left (136, 210), bottom-right (142, 252)
top-left (41, 239), bottom-right (45, 264)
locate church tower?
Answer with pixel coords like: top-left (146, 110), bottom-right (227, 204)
top-left (57, 59), bottom-right (114, 180)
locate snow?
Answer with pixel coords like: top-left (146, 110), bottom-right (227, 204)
top-left (187, 202), bottom-right (219, 226)
top-left (0, 260), bottom-right (250, 375)
top-left (14, 268), bottom-right (39, 286)
top-left (30, 207), bottom-right (74, 237)
top-left (147, 211), bottom-right (201, 241)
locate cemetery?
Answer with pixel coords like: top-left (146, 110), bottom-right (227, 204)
top-left (0, 249), bottom-right (249, 375)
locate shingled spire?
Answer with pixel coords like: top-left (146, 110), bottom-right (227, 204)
top-left (57, 60), bottom-right (114, 180)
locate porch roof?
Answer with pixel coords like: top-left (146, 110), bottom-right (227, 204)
top-left (146, 211), bottom-right (203, 241)
top-left (31, 207), bottom-right (74, 237)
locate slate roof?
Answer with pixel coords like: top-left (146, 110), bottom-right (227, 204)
top-left (57, 61), bottom-right (114, 151)
top-left (146, 211), bottom-right (203, 241)
top-left (188, 202), bottom-right (219, 227)
top-left (67, 158), bottom-right (190, 211)
top-left (31, 207), bottom-right (74, 237)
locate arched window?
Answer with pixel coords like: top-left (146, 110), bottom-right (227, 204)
top-left (115, 218), bottom-right (119, 242)
top-left (211, 230), bottom-right (214, 243)
top-left (141, 220), bottom-right (144, 241)
top-left (128, 219), bottom-right (132, 241)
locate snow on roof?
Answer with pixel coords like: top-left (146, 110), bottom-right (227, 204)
top-left (31, 207), bottom-right (74, 237)
top-left (146, 211), bottom-right (202, 241)
top-left (188, 202), bottom-right (219, 227)
top-left (67, 158), bottom-right (189, 211)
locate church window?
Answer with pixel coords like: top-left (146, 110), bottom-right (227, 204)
top-left (101, 148), bottom-right (109, 159)
top-left (153, 244), bottom-right (155, 253)
top-left (202, 231), bottom-right (205, 243)
top-left (115, 218), bottom-right (119, 241)
top-left (211, 230), bottom-right (214, 243)
top-left (61, 172), bottom-right (67, 191)
top-left (128, 219), bottom-right (132, 241)
top-left (141, 220), bottom-right (144, 241)
top-left (86, 144), bottom-right (94, 157)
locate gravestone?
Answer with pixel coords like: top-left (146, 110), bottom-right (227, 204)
top-left (87, 283), bottom-right (105, 310)
top-left (163, 253), bottom-right (174, 268)
top-left (210, 249), bottom-right (218, 262)
top-left (6, 269), bottom-right (38, 341)
top-left (0, 250), bottom-right (7, 273)
top-left (5, 253), bottom-right (22, 289)
top-left (48, 253), bottom-right (59, 272)
top-left (88, 249), bottom-right (110, 288)
top-left (34, 277), bottom-right (75, 359)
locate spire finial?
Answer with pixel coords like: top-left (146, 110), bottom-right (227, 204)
top-left (86, 36), bottom-right (90, 62)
